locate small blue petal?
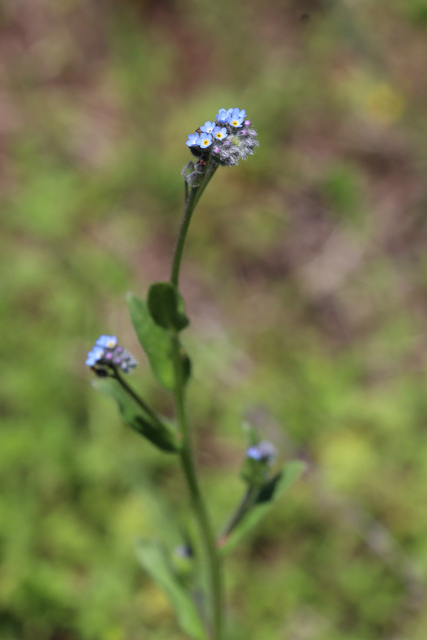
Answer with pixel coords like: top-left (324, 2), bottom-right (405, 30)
top-left (213, 126), bottom-right (228, 141)
top-left (246, 446), bottom-right (262, 461)
top-left (86, 346), bottom-right (105, 366)
top-left (186, 133), bottom-right (200, 147)
top-left (246, 441), bottom-right (276, 463)
top-left (96, 335), bottom-right (117, 349)
top-left (215, 108), bottom-right (233, 124)
top-left (227, 113), bottom-right (243, 128)
top-left (200, 121), bottom-right (215, 134)
top-left (231, 108), bottom-right (246, 119)
top-left (198, 133), bottom-right (212, 148)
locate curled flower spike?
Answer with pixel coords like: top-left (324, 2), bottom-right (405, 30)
top-left (246, 441), bottom-right (276, 465)
top-left (86, 335), bottom-right (137, 376)
top-left (183, 106), bottom-right (258, 186)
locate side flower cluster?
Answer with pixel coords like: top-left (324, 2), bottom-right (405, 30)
top-left (241, 440), bottom-right (277, 487)
top-left (183, 107), bottom-right (258, 186)
top-left (86, 335), bottom-right (137, 376)
top-left (246, 441), bottom-right (276, 465)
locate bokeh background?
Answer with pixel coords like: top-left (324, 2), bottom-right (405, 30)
top-left (2, 0), bottom-right (427, 638)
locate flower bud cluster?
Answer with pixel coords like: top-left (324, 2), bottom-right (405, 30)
top-left (85, 335), bottom-right (137, 376)
top-left (246, 441), bottom-right (276, 465)
top-left (183, 107), bottom-right (258, 186)
top-left (241, 440), bottom-right (277, 487)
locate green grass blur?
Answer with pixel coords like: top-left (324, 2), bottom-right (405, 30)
top-left (2, 0), bottom-right (427, 638)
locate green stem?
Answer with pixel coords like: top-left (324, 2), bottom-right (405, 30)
top-left (171, 333), bottom-right (223, 640)
top-left (171, 163), bottom-right (217, 288)
top-left (220, 486), bottom-right (258, 541)
top-left (113, 368), bottom-right (164, 431)
top-left (170, 163), bottom-right (223, 638)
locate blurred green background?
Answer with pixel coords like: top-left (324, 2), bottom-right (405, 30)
top-left (2, 0), bottom-right (427, 638)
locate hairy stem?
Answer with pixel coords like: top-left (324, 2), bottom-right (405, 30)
top-left (171, 162), bottom-right (217, 288)
top-left (171, 334), bottom-right (223, 639)
top-left (220, 486), bottom-right (259, 541)
top-left (113, 369), bottom-right (164, 430)
top-left (170, 163), bottom-right (223, 638)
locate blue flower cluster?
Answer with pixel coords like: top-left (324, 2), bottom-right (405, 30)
top-left (246, 441), bottom-right (276, 465)
top-left (86, 335), bottom-right (137, 375)
top-left (183, 107), bottom-right (258, 186)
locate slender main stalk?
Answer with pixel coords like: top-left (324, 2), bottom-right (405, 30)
top-left (171, 187), bottom-right (199, 288)
top-left (170, 164), bottom-right (223, 639)
top-left (171, 163), bottom-right (217, 288)
top-left (171, 334), bottom-right (223, 639)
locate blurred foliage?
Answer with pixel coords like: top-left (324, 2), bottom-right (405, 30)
top-left (2, 0), bottom-right (427, 638)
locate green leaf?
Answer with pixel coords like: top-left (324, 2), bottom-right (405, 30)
top-left (127, 292), bottom-right (175, 390)
top-left (135, 539), bottom-right (206, 640)
top-left (127, 292), bottom-right (191, 390)
top-left (93, 377), bottom-right (180, 453)
top-left (147, 282), bottom-right (189, 332)
top-left (219, 461), bottom-right (304, 555)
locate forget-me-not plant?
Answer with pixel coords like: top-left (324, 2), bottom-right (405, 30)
top-left (85, 107), bottom-right (302, 640)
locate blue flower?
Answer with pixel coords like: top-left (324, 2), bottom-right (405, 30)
top-left (186, 133), bottom-right (200, 147)
top-left (215, 108), bottom-right (233, 124)
top-left (200, 121), bottom-right (215, 134)
top-left (86, 335), bottom-right (137, 375)
top-left (198, 133), bottom-right (212, 148)
top-left (227, 108), bottom-right (244, 128)
top-left (96, 335), bottom-right (117, 349)
top-left (246, 441), bottom-right (276, 464)
top-left (232, 107), bottom-right (246, 119)
top-left (213, 126), bottom-right (228, 141)
top-left (183, 106), bottom-right (258, 180)
top-left (85, 346), bottom-right (105, 367)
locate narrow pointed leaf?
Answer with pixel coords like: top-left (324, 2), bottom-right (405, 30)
top-left (93, 377), bottom-right (180, 453)
top-left (147, 282), bottom-right (189, 332)
top-left (219, 461), bottom-right (304, 555)
top-left (136, 539), bottom-right (206, 640)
